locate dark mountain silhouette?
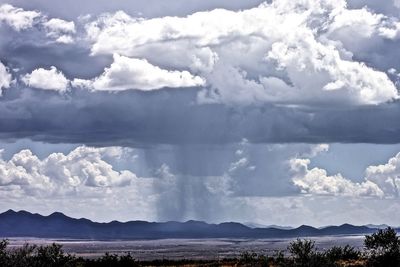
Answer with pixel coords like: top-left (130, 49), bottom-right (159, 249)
top-left (0, 210), bottom-right (392, 240)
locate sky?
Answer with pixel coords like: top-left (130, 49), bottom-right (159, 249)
top-left (0, 0), bottom-right (400, 227)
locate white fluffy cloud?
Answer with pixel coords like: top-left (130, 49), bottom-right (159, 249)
top-left (0, 145), bottom-right (157, 222)
top-left (74, 54), bottom-right (205, 91)
top-left (0, 4), bottom-right (40, 31)
top-left (328, 8), bottom-right (384, 38)
top-left (0, 61), bottom-right (11, 93)
top-left (22, 66), bottom-right (69, 92)
top-left (0, 4), bottom-right (76, 43)
top-left (326, 6), bottom-right (400, 54)
top-left (44, 18), bottom-right (75, 33)
top-left (0, 146), bottom-right (138, 196)
top-left (290, 147), bottom-right (400, 198)
top-left (84, 0), bottom-right (398, 105)
top-left (365, 153), bottom-right (400, 198)
top-left (266, 36), bottom-right (398, 105)
top-left (290, 158), bottom-right (384, 197)
top-left (43, 18), bottom-right (76, 44)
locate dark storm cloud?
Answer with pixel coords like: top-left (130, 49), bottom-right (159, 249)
top-left (0, 87), bottom-right (400, 146)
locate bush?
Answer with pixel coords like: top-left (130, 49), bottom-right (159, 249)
top-left (325, 245), bottom-right (361, 262)
top-left (288, 239), bottom-right (317, 266)
top-left (0, 241), bottom-right (75, 267)
top-left (364, 227), bottom-right (400, 267)
top-left (0, 239), bottom-right (8, 262)
top-left (33, 243), bottom-right (76, 267)
top-left (4, 243), bottom-right (37, 267)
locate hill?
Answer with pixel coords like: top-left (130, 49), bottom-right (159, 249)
top-left (0, 209), bottom-right (388, 239)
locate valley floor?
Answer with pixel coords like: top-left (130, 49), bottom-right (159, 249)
top-left (6, 235), bottom-right (365, 260)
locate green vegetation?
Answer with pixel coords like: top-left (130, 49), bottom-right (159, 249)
top-left (0, 227), bottom-right (399, 266)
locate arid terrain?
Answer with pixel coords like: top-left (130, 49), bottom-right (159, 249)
top-left (7, 236), bottom-right (365, 260)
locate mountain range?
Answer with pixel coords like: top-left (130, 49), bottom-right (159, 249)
top-left (0, 210), bottom-right (395, 240)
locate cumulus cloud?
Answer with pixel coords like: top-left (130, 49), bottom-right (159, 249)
top-left (0, 4), bottom-right (77, 44)
top-left (2, 1), bottom-right (400, 105)
top-left (328, 8), bottom-right (384, 38)
top-left (266, 37), bottom-right (398, 105)
top-left (83, 1), bottom-right (398, 105)
top-left (0, 4), bottom-right (40, 31)
top-left (0, 144), bottom-right (156, 222)
top-left (324, 4), bottom-right (400, 72)
top-left (0, 61), bottom-right (11, 93)
top-left (0, 146), bottom-right (137, 196)
top-left (329, 7), bottom-right (400, 41)
top-left (365, 153), bottom-right (400, 198)
top-left (22, 66), bottom-right (69, 92)
top-left (290, 158), bottom-right (384, 197)
top-left (74, 54), bottom-right (205, 91)
top-left (43, 18), bottom-right (76, 43)
top-left (290, 147), bottom-right (400, 198)
top-left (44, 18), bottom-right (75, 33)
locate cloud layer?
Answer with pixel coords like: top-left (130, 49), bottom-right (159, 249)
top-left (83, 0), bottom-right (399, 105)
top-left (2, 1), bottom-right (400, 105)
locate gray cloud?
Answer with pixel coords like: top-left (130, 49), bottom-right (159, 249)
top-left (0, 87), bottom-right (400, 145)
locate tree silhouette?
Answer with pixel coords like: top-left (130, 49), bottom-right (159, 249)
top-left (364, 227), bottom-right (400, 267)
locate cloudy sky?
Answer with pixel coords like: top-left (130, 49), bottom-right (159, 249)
top-left (0, 0), bottom-right (400, 227)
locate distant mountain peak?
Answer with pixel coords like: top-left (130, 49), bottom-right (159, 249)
top-left (49, 211), bottom-right (67, 217)
top-left (297, 225), bottom-right (316, 230)
top-left (3, 209), bottom-right (16, 214)
top-left (0, 210), bottom-right (392, 240)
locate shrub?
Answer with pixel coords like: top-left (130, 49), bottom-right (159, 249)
top-left (288, 239), bottom-right (317, 266)
top-left (325, 245), bottom-right (361, 262)
top-left (0, 240), bottom-right (76, 267)
top-left (33, 243), bottom-right (75, 267)
top-left (364, 227), bottom-right (400, 267)
top-left (0, 239), bottom-right (8, 261)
